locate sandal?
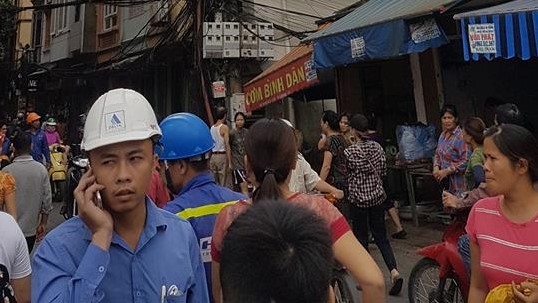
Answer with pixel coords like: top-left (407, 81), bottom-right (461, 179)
top-left (389, 277), bottom-right (403, 296)
top-left (391, 230), bottom-right (407, 239)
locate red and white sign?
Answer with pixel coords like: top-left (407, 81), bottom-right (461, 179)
top-left (243, 55), bottom-right (318, 112)
top-left (212, 81), bottom-right (226, 98)
top-left (468, 24), bottom-right (496, 54)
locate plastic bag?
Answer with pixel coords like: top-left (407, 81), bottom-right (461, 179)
top-left (396, 123), bottom-right (437, 162)
top-left (485, 284), bottom-right (513, 303)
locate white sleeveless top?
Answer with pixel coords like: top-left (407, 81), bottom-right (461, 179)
top-left (210, 124), bottom-right (226, 152)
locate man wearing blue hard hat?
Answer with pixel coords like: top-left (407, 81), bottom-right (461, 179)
top-left (159, 113), bottom-right (246, 303)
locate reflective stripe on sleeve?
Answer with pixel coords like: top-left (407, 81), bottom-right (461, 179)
top-left (177, 200), bottom-right (238, 220)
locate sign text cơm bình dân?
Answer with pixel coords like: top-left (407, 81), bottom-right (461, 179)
top-left (244, 55), bottom-right (318, 112)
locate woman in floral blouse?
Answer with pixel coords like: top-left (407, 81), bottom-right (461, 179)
top-left (433, 104), bottom-right (470, 195)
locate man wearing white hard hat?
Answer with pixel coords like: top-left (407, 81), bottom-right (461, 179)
top-left (32, 89), bottom-right (209, 302)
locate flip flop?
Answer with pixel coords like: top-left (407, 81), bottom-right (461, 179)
top-left (389, 277), bottom-right (403, 296)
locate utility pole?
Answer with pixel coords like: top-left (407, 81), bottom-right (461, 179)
top-left (196, 0), bottom-right (214, 125)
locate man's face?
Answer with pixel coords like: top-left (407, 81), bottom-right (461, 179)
top-left (89, 139), bottom-right (154, 214)
top-left (31, 120), bottom-right (41, 129)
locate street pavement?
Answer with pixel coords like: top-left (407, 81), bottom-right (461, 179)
top-left (371, 219), bottom-right (444, 302)
top-left (39, 201), bottom-right (445, 302)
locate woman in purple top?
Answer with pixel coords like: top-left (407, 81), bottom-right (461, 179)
top-left (44, 118), bottom-right (63, 146)
top-left (433, 104), bottom-right (469, 195)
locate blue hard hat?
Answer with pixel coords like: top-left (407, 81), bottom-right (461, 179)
top-left (158, 113), bottom-right (215, 160)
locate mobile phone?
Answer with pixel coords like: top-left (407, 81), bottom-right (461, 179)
top-left (95, 190), bottom-right (103, 209)
top-left (87, 162), bottom-right (103, 209)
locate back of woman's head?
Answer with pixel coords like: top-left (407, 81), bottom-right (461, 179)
top-left (245, 119), bottom-right (297, 201)
top-left (484, 124), bottom-right (538, 182)
top-left (495, 103), bottom-right (525, 126)
top-left (321, 110), bottom-right (339, 132)
top-left (463, 117), bottom-right (486, 145)
top-left (440, 104), bottom-right (459, 119)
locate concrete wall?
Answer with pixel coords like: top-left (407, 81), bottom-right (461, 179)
top-left (249, 0), bottom-right (356, 61)
top-left (15, 0), bottom-right (33, 54)
top-left (68, 17), bottom-right (81, 53)
top-left (49, 31), bottom-right (70, 61)
top-left (121, 4), bottom-right (152, 44)
top-left (46, 4), bottom-right (84, 62)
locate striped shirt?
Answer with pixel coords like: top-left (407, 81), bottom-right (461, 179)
top-left (466, 197), bottom-right (538, 290)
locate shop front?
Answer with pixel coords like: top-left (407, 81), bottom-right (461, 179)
top-left (301, 0), bottom-right (464, 225)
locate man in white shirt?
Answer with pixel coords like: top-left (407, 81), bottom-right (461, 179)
top-left (0, 212), bottom-right (31, 303)
top-left (209, 107), bottom-right (232, 187)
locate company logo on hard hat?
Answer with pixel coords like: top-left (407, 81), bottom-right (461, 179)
top-left (105, 111), bottom-right (126, 132)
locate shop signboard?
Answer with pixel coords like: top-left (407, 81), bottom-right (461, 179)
top-left (468, 23), bottom-right (496, 54)
top-left (244, 55), bottom-right (318, 112)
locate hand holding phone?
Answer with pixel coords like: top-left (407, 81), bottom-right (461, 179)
top-left (74, 167), bottom-right (113, 250)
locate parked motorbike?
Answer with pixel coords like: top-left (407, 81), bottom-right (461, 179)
top-left (60, 150), bottom-right (89, 220)
top-left (408, 210), bottom-right (470, 303)
top-left (49, 145), bottom-right (68, 202)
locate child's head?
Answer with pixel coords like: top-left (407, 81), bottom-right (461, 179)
top-left (221, 199), bottom-right (334, 303)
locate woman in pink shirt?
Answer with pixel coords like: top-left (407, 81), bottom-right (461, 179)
top-left (211, 118), bottom-right (386, 303)
top-left (44, 118), bottom-right (63, 146)
top-left (467, 124), bottom-right (538, 302)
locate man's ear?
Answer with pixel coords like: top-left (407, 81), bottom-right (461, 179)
top-left (177, 160), bottom-right (189, 175)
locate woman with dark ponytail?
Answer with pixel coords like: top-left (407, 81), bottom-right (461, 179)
top-left (210, 118), bottom-right (386, 303)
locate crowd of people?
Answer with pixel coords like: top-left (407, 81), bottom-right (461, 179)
top-left (0, 87), bottom-right (537, 303)
top-left (432, 102), bottom-right (538, 302)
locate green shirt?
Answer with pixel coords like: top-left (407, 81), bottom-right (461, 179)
top-left (465, 147), bottom-right (485, 190)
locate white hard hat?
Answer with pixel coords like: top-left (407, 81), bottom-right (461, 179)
top-left (81, 88), bottom-right (162, 151)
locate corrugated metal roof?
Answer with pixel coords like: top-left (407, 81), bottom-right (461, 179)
top-left (244, 44), bottom-right (313, 86)
top-left (454, 0), bottom-right (538, 19)
top-left (303, 0), bottom-right (460, 42)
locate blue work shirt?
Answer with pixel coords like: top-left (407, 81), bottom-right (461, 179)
top-left (164, 172), bottom-right (245, 302)
top-left (32, 198), bottom-right (209, 303)
top-left (28, 128), bottom-right (50, 164)
top-left (1, 137), bottom-right (10, 156)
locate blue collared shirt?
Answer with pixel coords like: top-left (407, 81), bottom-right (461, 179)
top-left (164, 172), bottom-right (245, 302)
top-left (29, 128), bottom-right (51, 164)
top-left (32, 198), bottom-right (209, 303)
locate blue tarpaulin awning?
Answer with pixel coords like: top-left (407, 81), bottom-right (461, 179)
top-left (302, 0), bottom-right (460, 69)
top-left (454, 0), bottom-right (538, 61)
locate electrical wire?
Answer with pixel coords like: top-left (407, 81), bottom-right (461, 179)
top-left (101, 0), bottom-right (182, 65)
top-left (237, 0), bottom-right (321, 19)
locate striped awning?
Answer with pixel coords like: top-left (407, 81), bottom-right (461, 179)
top-left (454, 0), bottom-right (538, 61)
